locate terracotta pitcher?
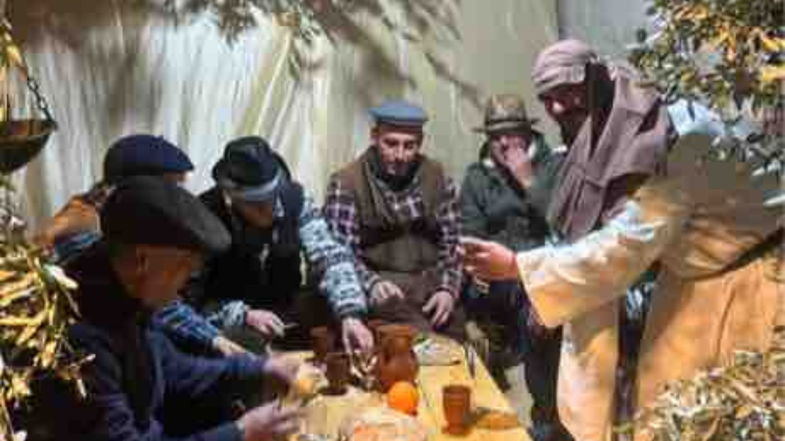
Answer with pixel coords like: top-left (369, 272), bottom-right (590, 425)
top-left (366, 319), bottom-right (388, 344)
top-left (376, 324), bottom-right (419, 392)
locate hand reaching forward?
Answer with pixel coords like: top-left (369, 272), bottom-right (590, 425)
top-left (461, 236), bottom-right (519, 281)
top-left (237, 402), bottom-right (301, 441)
top-left (422, 290), bottom-right (455, 328)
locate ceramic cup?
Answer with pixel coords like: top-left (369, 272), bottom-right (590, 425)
top-left (442, 384), bottom-right (472, 435)
top-left (324, 351), bottom-right (351, 395)
top-left (310, 326), bottom-right (336, 364)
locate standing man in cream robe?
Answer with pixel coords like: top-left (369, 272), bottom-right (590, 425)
top-left (463, 39), bottom-right (784, 441)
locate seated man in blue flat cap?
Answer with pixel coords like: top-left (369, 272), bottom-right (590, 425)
top-left (324, 100), bottom-right (466, 339)
top-left (34, 134), bottom-right (195, 261)
top-left (53, 176), bottom-right (301, 441)
top-left (156, 136), bottom-right (374, 355)
top-left (33, 135), bottom-right (249, 356)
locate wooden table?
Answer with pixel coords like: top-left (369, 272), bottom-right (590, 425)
top-left (280, 344), bottom-right (531, 441)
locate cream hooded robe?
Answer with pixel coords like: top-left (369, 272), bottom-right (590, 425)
top-left (516, 104), bottom-right (784, 441)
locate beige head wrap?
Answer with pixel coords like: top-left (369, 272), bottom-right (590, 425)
top-left (532, 39), bottom-right (599, 95)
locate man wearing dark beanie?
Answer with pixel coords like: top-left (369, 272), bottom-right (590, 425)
top-left (59, 176), bottom-right (301, 441)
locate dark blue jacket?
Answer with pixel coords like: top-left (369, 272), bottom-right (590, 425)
top-left (61, 242), bottom-right (268, 441)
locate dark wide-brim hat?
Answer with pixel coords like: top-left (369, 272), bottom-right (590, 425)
top-left (101, 176), bottom-right (230, 254)
top-left (473, 94), bottom-right (539, 134)
top-left (212, 136), bottom-right (286, 203)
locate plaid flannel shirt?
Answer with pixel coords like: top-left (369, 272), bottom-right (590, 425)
top-left (324, 163), bottom-right (463, 298)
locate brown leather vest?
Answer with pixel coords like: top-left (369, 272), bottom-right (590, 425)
top-left (334, 150), bottom-right (444, 275)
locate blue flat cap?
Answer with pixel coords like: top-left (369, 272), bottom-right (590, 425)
top-left (103, 134), bottom-right (194, 182)
top-left (101, 176), bottom-right (230, 254)
top-left (369, 100), bottom-right (428, 127)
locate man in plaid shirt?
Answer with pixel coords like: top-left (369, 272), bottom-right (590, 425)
top-left (324, 100), bottom-right (465, 339)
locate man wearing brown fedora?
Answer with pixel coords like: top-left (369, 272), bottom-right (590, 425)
top-left (460, 94), bottom-right (570, 441)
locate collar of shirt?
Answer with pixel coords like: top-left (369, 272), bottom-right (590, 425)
top-left (371, 169), bottom-right (423, 196)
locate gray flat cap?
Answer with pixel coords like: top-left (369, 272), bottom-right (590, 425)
top-left (369, 100), bottom-right (429, 128)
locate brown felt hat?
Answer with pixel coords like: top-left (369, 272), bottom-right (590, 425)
top-left (473, 94), bottom-right (538, 134)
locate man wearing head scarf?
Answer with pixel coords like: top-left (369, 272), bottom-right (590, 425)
top-left (155, 136), bottom-right (373, 356)
top-left (324, 100), bottom-right (465, 339)
top-left (56, 176), bottom-right (301, 441)
top-left (463, 39), bottom-right (783, 441)
top-left (460, 94), bottom-right (571, 441)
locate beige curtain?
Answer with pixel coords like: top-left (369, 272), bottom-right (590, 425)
top-left (7, 0), bottom-right (558, 227)
top-left (557, 0), bottom-right (648, 57)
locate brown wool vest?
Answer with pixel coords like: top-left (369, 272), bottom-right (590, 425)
top-left (334, 151), bottom-right (444, 276)
top-left (334, 151), bottom-right (466, 340)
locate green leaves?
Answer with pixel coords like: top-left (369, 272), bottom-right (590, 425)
top-left (630, 0), bottom-right (784, 172)
top-left (629, 0), bottom-right (784, 113)
top-left (620, 328), bottom-right (785, 441)
top-left (0, 207), bottom-right (85, 440)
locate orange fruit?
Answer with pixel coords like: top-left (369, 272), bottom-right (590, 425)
top-left (292, 373), bottom-right (317, 398)
top-left (387, 381), bottom-right (419, 415)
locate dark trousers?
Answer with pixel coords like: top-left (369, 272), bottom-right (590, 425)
top-left (523, 328), bottom-right (573, 441)
top-left (464, 280), bottom-right (573, 441)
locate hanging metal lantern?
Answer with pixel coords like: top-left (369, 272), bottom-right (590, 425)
top-left (0, 18), bottom-right (56, 174)
top-left (0, 10), bottom-right (81, 441)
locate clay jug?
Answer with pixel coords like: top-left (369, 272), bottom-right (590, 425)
top-left (366, 319), bottom-right (388, 344)
top-left (377, 325), bottom-right (419, 392)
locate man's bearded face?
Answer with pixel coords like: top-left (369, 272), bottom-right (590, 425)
top-left (372, 125), bottom-right (423, 177)
top-left (539, 83), bottom-right (589, 145)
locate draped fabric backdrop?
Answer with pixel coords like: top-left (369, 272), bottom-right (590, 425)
top-left (557, 0), bottom-right (648, 57)
top-left (6, 0), bottom-right (560, 227)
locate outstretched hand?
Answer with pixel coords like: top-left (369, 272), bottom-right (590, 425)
top-left (461, 236), bottom-right (519, 281)
top-left (245, 309), bottom-right (285, 339)
top-left (341, 317), bottom-right (374, 354)
top-left (237, 402), bottom-right (301, 441)
top-left (369, 280), bottom-right (405, 306)
top-left (422, 290), bottom-right (455, 328)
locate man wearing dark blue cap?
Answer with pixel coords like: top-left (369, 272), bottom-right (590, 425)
top-left (35, 134), bottom-right (253, 356)
top-left (156, 136), bottom-right (374, 354)
top-left (56, 176), bottom-right (301, 441)
top-left (34, 134), bottom-right (195, 259)
top-left (324, 100), bottom-right (465, 339)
